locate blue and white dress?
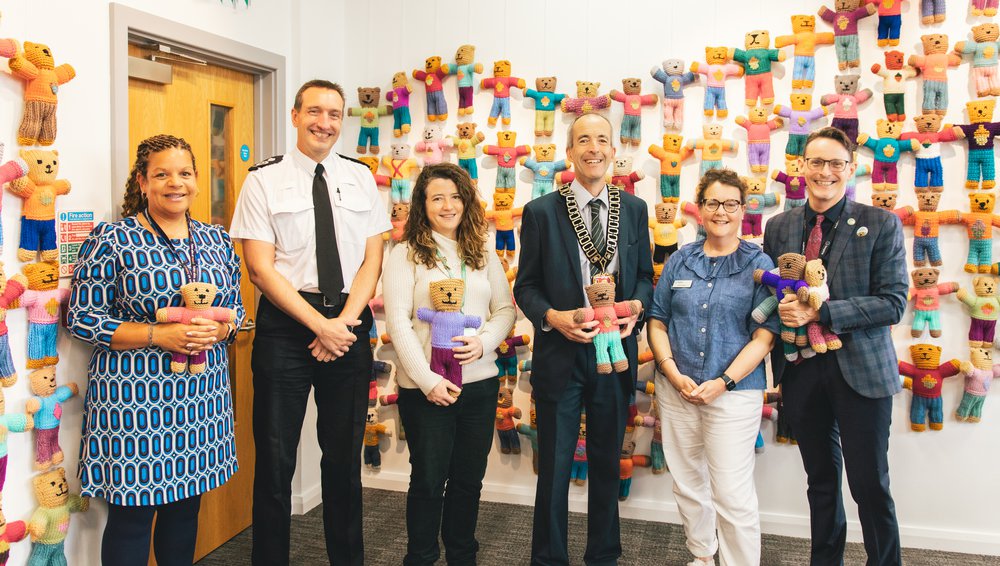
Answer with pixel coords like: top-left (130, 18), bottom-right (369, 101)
top-left (67, 216), bottom-right (245, 506)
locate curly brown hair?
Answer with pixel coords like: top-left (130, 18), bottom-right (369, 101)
top-left (121, 134), bottom-right (197, 217)
top-left (403, 163), bottom-right (487, 271)
top-left (695, 168), bottom-right (748, 204)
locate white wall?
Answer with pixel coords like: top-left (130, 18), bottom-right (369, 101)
top-left (341, 0), bottom-right (1000, 556)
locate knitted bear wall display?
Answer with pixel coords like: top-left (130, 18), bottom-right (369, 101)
top-left (858, 119), bottom-right (920, 192)
top-left (617, 438), bottom-right (651, 502)
top-left (382, 143), bottom-right (420, 204)
top-left (909, 34), bottom-right (961, 115)
top-left (520, 143), bottom-right (568, 200)
top-left (609, 78), bottom-right (657, 146)
top-left (733, 30), bottom-right (785, 107)
top-left (649, 202), bottom-right (686, 265)
top-left (495, 329), bottom-right (530, 389)
top-left (449, 122), bottom-right (486, 185)
top-left (754, 253), bottom-right (812, 362)
top-left (895, 192), bottom-right (961, 266)
top-left (871, 50), bottom-right (917, 122)
top-left (414, 124), bottom-right (452, 166)
top-left (7, 42), bottom-right (76, 147)
top-left (0, 388), bottom-right (32, 492)
top-left (524, 76), bottom-right (566, 137)
top-left (383, 203), bottom-right (409, 243)
top-left (386, 71), bottom-right (413, 137)
top-left (957, 347), bottom-right (1000, 422)
top-left (27, 467), bottom-right (88, 566)
top-left (495, 387), bottom-right (521, 455)
top-left (647, 133), bottom-right (693, 202)
top-left (955, 23), bottom-right (1000, 98)
top-left (0, 497), bottom-right (28, 566)
top-left (776, 15), bottom-right (835, 90)
top-left (483, 130), bottom-right (530, 193)
top-left (412, 55), bottom-right (449, 122)
top-left (561, 81), bottom-right (612, 116)
top-left (775, 93), bottom-right (829, 159)
top-left (742, 176), bottom-right (780, 239)
top-left (821, 74), bottom-right (873, 142)
top-left (441, 44), bottom-right (482, 116)
top-left (735, 106), bottom-right (783, 173)
top-left (362, 406), bottom-right (390, 470)
top-left (870, 0), bottom-right (907, 47)
top-left (650, 59), bottom-right (697, 129)
top-left (956, 275), bottom-right (1000, 347)
top-left (955, 99), bottom-right (1000, 190)
top-left (8, 150), bottom-right (70, 263)
top-left (899, 344), bottom-right (961, 431)
top-left (921, 0), bottom-right (947, 23)
top-left (899, 113), bottom-right (961, 193)
top-left (691, 47), bottom-right (743, 119)
top-left (610, 156), bottom-right (645, 196)
top-left (20, 262), bottom-right (67, 369)
top-left (818, 0), bottom-right (876, 70)
top-left (485, 192), bottom-right (524, 260)
top-left (687, 124), bottom-right (738, 175)
top-left (801, 259), bottom-right (842, 353)
top-left (961, 192), bottom-right (1000, 273)
top-left (572, 274), bottom-right (642, 374)
top-left (25, 368), bottom-right (76, 470)
top-left (155, 282), bottom-right (237, 373)
top-left (908, 268), bottom-right (959, 338)
top-left (347, 87), bottom-right (391, 155)
top-left (417, 279), bottom-right (481, 391)
top-left (0, 265), bottom-right (26, 385)
top-left (481, 60), bottom-right (525, 126)
top-left (871, 192), bottom-right (899, 211)
top-left (772, 159), bottom-right (808, 209)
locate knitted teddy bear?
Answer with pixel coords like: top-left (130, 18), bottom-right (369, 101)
top-left (870, 50), bottom-right (917, 122)
top-left (155, 282), bottom-right (237, 373)
top-left (0, 388), bottom-right (32, 491)
top-left (382, 203), bottom-right (409, 243)
top-left (908, 268), bottom-right (959, 338)
top-left (25, 368), bottom-right (77, 470)
top-left (899, 344), bottom-right (961, 432)
top-left (954, 99), bottom-right (1000, 190)
top-left (483, 131), bottom-right (530, 193)
top-left (956, 275), bottom-right (1000, 347)
top-left (495, 329), bottom-right (530, 389)
top-left (650, 59), bottom-right (697, 129)
top-left (972, 0), bottom-right (1000, 17)
top-left (869, 0), bottom-right (907, 47)
top-left (899, 113), bottom-right (961, 193)
top-left (8, 150), bottom-right (71, 263)
top-left (686, 124), bottom-right (738, 175)
top-left (441, 44), bottom-right (482, 116)
top-left (0, 265), bottom-right (26, 386)
top-left (680, 200), bottom-right (707, 241)
top-left (733, 30), bottom-right (785, 107)
top-left (486, 193), bottom-right (524, 260)
top-left (649, 202), bottom-right (687, 265)
top-left (871, 192), bottom-right (899, 211)
top-left (647, 133), bottom-right (693, 202)
top-left (957, 347), bottom-right (1000, 423)
top-left (633, 388), bottom-right (667, 474)
top-left (417, 279), bottom-right (481, 390)
top-left (449, 122), bottom-right (486, 186)
top-left (960, 192), bottom-right (1000, 273)
top-left (609, 78), bottom-right (657, 146)
top-left (821, 75), bottom-right (873, 142)
top-left (386, 71), bottom-right (412, 137)
top-left (27, 467), bottom-right (88, 566)
top-left (774, 93), bottom-right (830, 160)
top-left (610, 156), bottom-right (645, 196)
top-left (818, 0), bottom-right (877, 70)
top-left (735, 106), bottom-right (783, 174)
top-left (922, 0), bottom-right (947, 23)
top-left (495, 387), bottom-right (521, 454)
top-left (524, 77), bottom-right (566, 137)
top-left (382, 144), bottom-right (420, 204)
top-left (481, 60), bottom-right (525, 126)
top-left (356, 156), bottom-right (390, 189)
top-left (362, 406), bottom-right (391, 470)
top-left (0, 496), bottom-right (28, 566)
top-left (801, 259), bottom-right (842, 353)
top-left (756, 402), bottom-right (780, 454)
top-left (346, 87), bottom-right (391, 155)
top-left (895, 192), bottom-right (961, 266)
top-left (617, 438), bottom-right (651, 502)
top-left (909, 34), bottom-right (962, 115)
top-left (776, 15), bottom-right (835, 90)
top-left (857, 119), bottom-right (921, 192)
top-left (20, 262), bottom-right (68, 369)
top-left (753, 253), bottom-right (813, 362)
top-left (846, 154), bottom-right (872, 201)
top-left (690, 47), bottom-right (743, 119)
top-left (412, 55), bottom-right (449, 122)
top-left (572, 274), bottom-right (642, 374)
top-left (520, 143), bottom-right (568, 200)
top-left (771, 159), bottom-right (808, 210)
top-left (571, 415), bottom-right (587, 485)
top-left (0, 146), bottom-right (29, 253)
top-left (742, 176), bottom-right (780, 239)
top-left (414, 124), bottom-right (453, 166)
top-left (7, 42), bottom-right (76, 147)
top-left (560, 81), bottom-right (611, 116)
top-left (955, 23), bottom-right (1000, 97)
top-left (515, 401), bottom-right (538, 473)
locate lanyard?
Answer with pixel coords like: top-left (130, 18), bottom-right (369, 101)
top-left (435, 250), bottom-right (467, 309)
top-left (143, 209), bottom-right (200, 284)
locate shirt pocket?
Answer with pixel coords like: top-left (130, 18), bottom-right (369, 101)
top-left (336, 182), bottom-right (375, 243)
top-left (271, 197), bottom-right (314, 253)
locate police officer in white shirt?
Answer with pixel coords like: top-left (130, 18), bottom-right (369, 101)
top-left (230, 79), bottom-right (391, 566)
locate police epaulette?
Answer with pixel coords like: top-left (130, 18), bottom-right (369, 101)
top-left (339, 153), bottom-right (369, 168)
top-left (248, 155), bottom-right (283, 171)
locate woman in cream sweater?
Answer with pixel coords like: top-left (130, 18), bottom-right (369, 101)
top-left (383, 162), bottom-right (516, 566)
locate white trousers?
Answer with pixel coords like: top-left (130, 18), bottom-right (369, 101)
top-left (655, 375), bottom-right (763, 566)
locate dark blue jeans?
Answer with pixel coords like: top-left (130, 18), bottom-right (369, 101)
top-left (101, 494), bottom-right (201, 566)
top-left (397, 378), bottom-right (500, 566)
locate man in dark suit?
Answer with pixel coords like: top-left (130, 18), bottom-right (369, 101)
top-left (763, 127), bottom-right (908, 566)
top-left (514, 113), bottom-right (653, 566)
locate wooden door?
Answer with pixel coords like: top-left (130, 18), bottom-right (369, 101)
top-left (128, 44), bottom-right (257, 562)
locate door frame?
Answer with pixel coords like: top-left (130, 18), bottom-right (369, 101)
top-left (109, 2), bottom-right (286, 220)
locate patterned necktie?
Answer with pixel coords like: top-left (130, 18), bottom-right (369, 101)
top-left (313, 163), bottom-right (344, 301)
top-left (805, 213), bottom-right (825, 261)
top-left (589, 199), bottom-right (605, 279)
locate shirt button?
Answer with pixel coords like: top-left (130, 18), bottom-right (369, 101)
top-left (703, 304), bottom-right (708, 309)
top-left (699, 352), bottom-right (705, 357)
top-left (701, 328), bottom-right (706, 333)
top-left (707, 282), bottom-right (713, 288)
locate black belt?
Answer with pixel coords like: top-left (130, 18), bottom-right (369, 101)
top-left (297, 291), bottom-right (374, 334)
top-left (300, 291), bottom-right (350, 310)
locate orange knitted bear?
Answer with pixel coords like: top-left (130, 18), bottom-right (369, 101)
top-left (7, 42), bottom-right (76, 147)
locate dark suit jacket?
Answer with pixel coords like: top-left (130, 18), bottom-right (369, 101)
top-left (763, 199), bottom-right (908, 399)
top-left (514, 188), bottom-right (654, 403)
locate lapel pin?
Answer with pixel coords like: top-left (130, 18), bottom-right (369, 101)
top-left (847, 218), bottom-right (856, 226)
top-left (856, 226), bottom-right (868, 237)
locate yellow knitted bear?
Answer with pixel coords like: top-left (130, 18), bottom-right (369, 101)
top-left (27, 468), bottom-right (89, 565)
top-left (8, 150), bottom-right (71, 263)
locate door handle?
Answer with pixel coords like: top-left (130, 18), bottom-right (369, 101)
top-left (239, 318), bottom-right (256, 332)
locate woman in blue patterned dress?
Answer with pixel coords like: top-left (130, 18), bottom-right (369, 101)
top-left (68, 134), bottom-right (245, 566)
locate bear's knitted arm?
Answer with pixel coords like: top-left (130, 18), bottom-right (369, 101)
top-left (463, 314), bottom-right (482, 329)
top-left (7, 51), bottom-right (38, 80)
top-left (898, 360), bottom-right (918, 377)
top-left (3, 520), bottom-right (26, 544)
top-left (416, 308), bottom-right (436, 323)
top-left (54, 384), bottom-right (76, 404)
top-left (156, 306), bottom-right (190, 324)
top-left (206, 306), bottom-right (237, 323)
top-left (572, 307), bottom-right (595, 323)
top-left (55, 63), bottom-right (76, 85)
top-left (69, 494), bottom-right (89, 513)
top-left (6, 175), bottom-right (35, 198)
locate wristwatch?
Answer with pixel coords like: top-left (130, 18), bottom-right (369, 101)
top-left (718, 373), bottom-right (737, 391)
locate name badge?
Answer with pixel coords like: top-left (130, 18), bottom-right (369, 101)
top-left (672, 280), bottom-right (693, 289)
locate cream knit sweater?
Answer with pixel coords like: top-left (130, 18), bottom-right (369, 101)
top-left (383, 232), bottom-right (516, 395)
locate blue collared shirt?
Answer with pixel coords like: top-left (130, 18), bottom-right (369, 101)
top-left (649, 240), bottom-right (779, 390)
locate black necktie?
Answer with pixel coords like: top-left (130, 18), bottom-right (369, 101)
top-left (589, 199), bottom-right (605, 279)
top-left (313, 163), bottom-right (344, 301)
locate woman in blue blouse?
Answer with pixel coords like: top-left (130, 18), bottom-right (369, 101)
top-left (647, 168), bottom-right (777, 566)
top-left (68, 134), bottom-right (245, 566)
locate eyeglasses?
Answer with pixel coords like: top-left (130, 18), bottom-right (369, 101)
top-left (803, 157), bottom-right (850, 172)
top-left (701, 199), bottom-right (743, 213)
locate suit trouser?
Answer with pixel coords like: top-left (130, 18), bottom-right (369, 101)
top-left (782, 355), bottom-right (902, 566)
top-left (531, 346), bottom-right (628, 566)
top-left (251, 296), bottom-right (372, 566)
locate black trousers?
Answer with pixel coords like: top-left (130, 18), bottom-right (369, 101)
top-left (250, 296), bottom-right (372, 566)
top-left (397, 378), bottom-right (500, 566)
top-left (101, 495), bottom-right (201, 566)
top-left (782, 356), bottom-right (902, 566)
top-left (531, 346), bottom-right (628, 566)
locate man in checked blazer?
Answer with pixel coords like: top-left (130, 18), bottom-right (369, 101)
top-left (763, 127), bottom-right (907, 566)
top-left (514, 113), bottom-right (653, 566)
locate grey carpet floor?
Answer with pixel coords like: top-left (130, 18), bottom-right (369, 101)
top-left (197, 488), bottom-right (998, 565)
